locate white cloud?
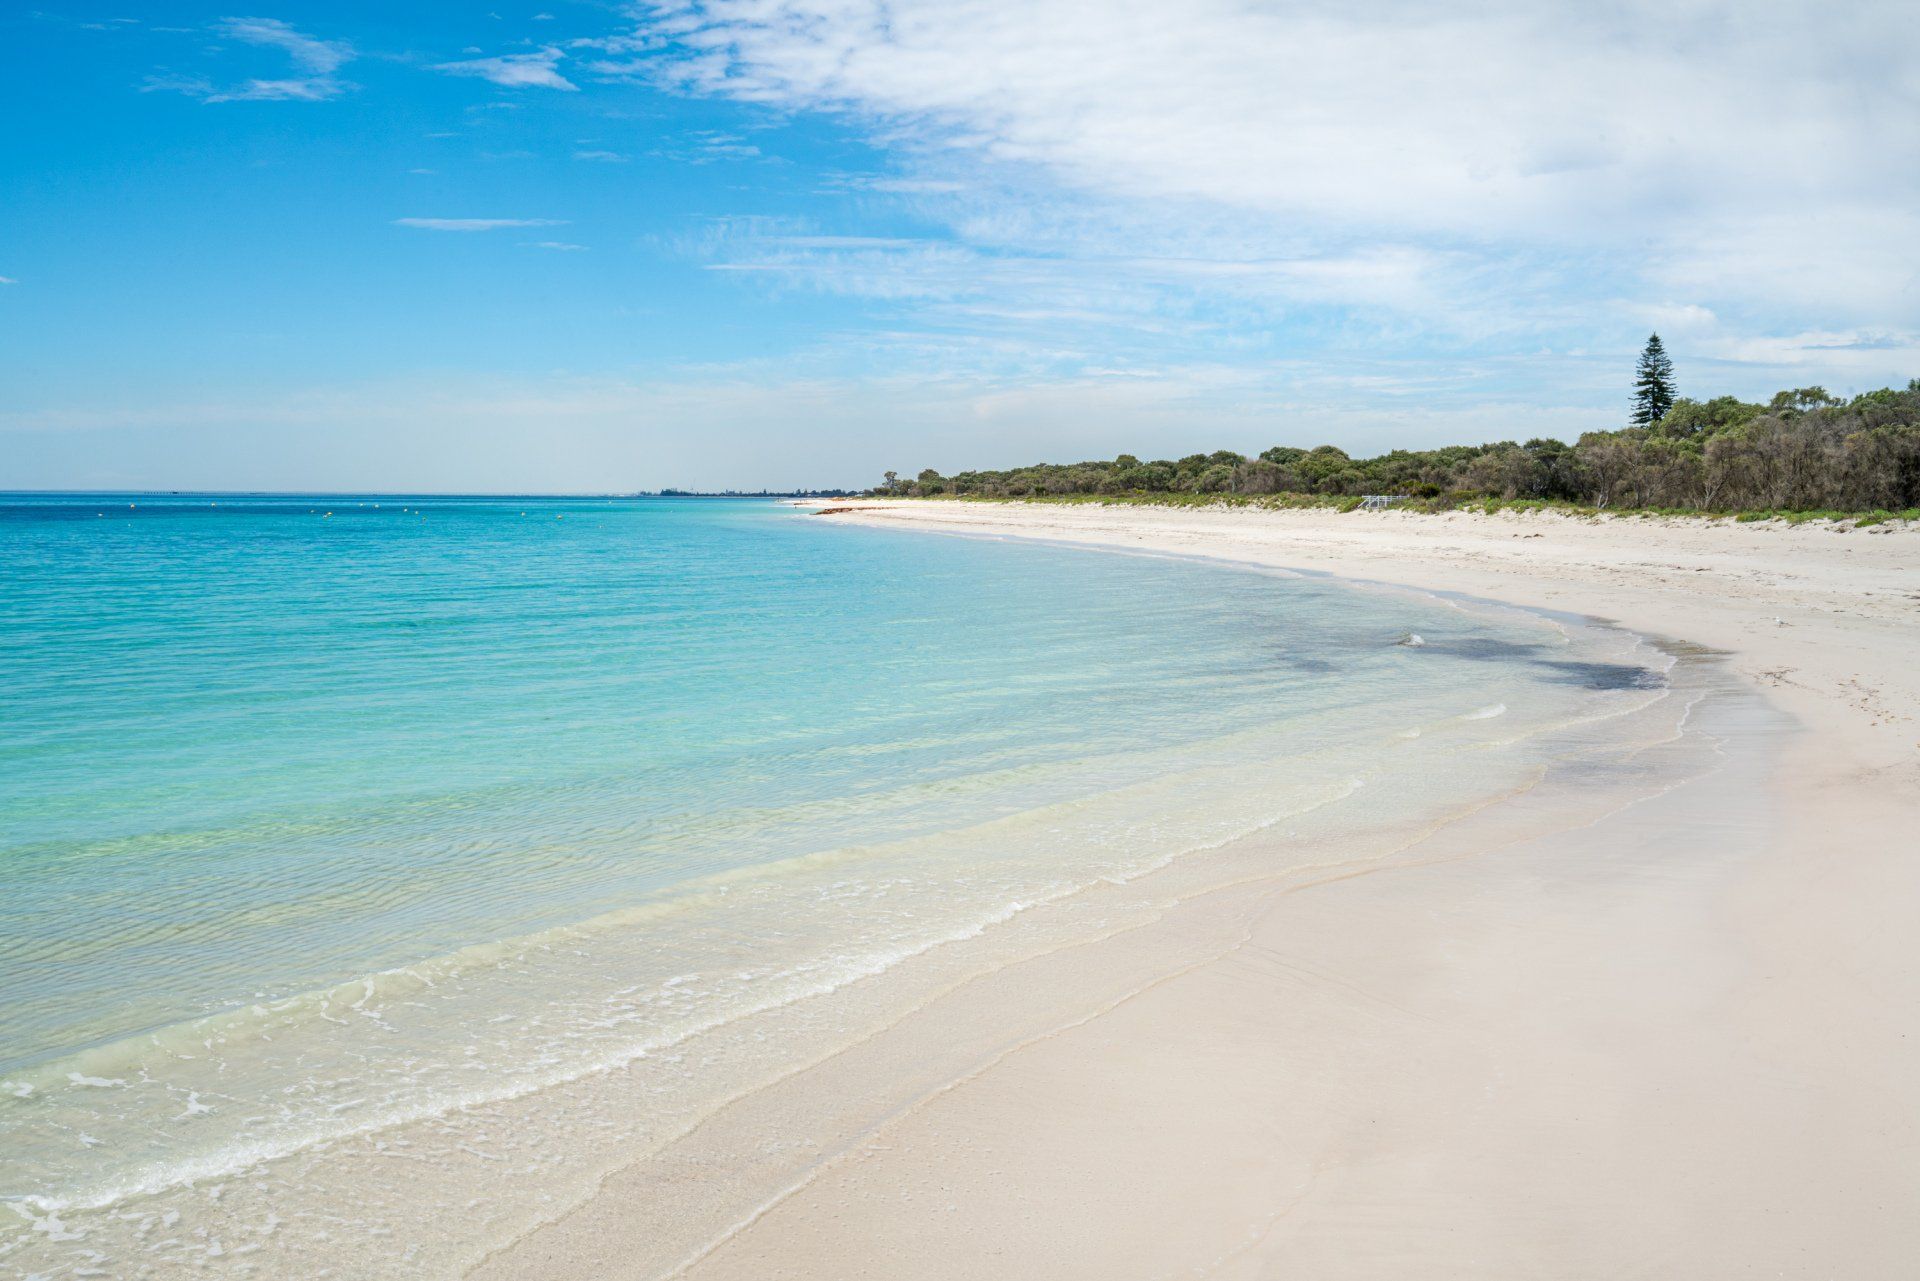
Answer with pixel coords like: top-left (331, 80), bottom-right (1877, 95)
top-left (843, 176), bottom-right (967, 195)
top-left (646, 130), bottom-right (766, 164)
top-left (393, 218), bottom-right (570, 231)
top-left (0, 276), bottom-right (16, 285)
top-left (530, 241), bottom-right (590, 250)
top-left (145, 17), bottom-right (354, 102)
top-left (433, 48), bottom-right (577, 91)
top-left (573, 149), bottom-right (628, 162)
top-left (633, 0), bottom-right (1920, 356)
top-left (1699, 329), bottom-right (1920, 374)
top-left (690, 131), bottom-right (759, 159)
top-left (212, 77), bottom-right (344, 102)
top-left (638, 1), bottom-right (1914, 233)
top-left (216, 17), bottom-right (351, 74)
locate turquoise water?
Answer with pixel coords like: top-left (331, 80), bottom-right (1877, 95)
top-left (0, 494), bottom-right (1670, 1276)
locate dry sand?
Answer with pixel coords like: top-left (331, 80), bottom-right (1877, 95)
top-left (477, 501), bottom-right (1919, 1280)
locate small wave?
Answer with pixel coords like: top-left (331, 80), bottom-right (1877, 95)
top-left (12, 890), bottom-right (1078, 1216)
top-left (1462, 703), bottom-right (1508, 720)
top-left (3, 756), bottom-right (1399, 1216)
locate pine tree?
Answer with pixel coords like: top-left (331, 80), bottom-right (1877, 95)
top-left (1631, 333), bottom-right (1675, 426)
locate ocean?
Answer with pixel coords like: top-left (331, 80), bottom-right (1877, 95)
top-left (0, 494), bottom-right (1688, 1277)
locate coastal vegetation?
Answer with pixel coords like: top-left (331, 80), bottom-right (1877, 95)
top-left (878, 371), bottom-right (1920, 519)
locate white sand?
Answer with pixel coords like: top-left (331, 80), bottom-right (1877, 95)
top-left (476, 501), bottom-right (1919, 1280)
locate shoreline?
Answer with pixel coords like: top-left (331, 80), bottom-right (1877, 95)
top-left (795, 498), bottom-right (1920, 766)
top-left (479, 501), bottom-right (1920, 1278)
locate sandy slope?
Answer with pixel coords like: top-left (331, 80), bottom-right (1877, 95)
top-left (480, 502), bottom-right (1920, 1280)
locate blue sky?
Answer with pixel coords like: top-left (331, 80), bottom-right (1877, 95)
top-left (3, 1), bottom-right (1916, 491)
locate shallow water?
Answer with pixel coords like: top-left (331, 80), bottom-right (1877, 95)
top-left (0, 495), bottom-right (1681, 1276)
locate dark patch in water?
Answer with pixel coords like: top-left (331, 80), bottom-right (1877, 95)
top-left (1532, 658), bottom-right (1667, 690)
top-left (1430, 637), bottom-right (1538, 661)
top-left (1403, 634), bottom-right (1667, 691)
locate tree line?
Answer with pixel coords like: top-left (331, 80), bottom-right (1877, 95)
top-left (879, 367), bottom-right (1920, 516)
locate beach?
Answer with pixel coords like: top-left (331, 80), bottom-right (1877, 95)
top-left (6, 497), bottom-right (1916, 1279)
top-left (480, 501), bottom-right (1920, 1279)
top-left (15, 0), bottom-right (1915, 1273)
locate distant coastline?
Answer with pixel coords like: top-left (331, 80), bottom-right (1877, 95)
top-left (871, 377), bottom-right (1920, 521)
top-left (648, 488), bottom-right (859, 499)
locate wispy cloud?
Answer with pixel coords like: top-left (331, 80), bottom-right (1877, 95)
top-left (144, 16), bottom-right (354, 103)
top-left (568, 30), bottom-right (663, 80)
top-left (529, 241), bottom-right (589, 251)
top-left (573, 149), bottom-right (628, 162)
top-left (690, 131), bottom-right (758, 160)
top-left (692, 207), bottom-right (1510, 354)
top-left (647, 129), bottom-right (765, 166)
top-left (394, 218), bottom-right (570, 231)
top-left (218, 17), bottom-right (350, 74)
top-left (0, 276), bottom-right (17, 285)
top-left (432, 48), bottom-right (576, 91)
